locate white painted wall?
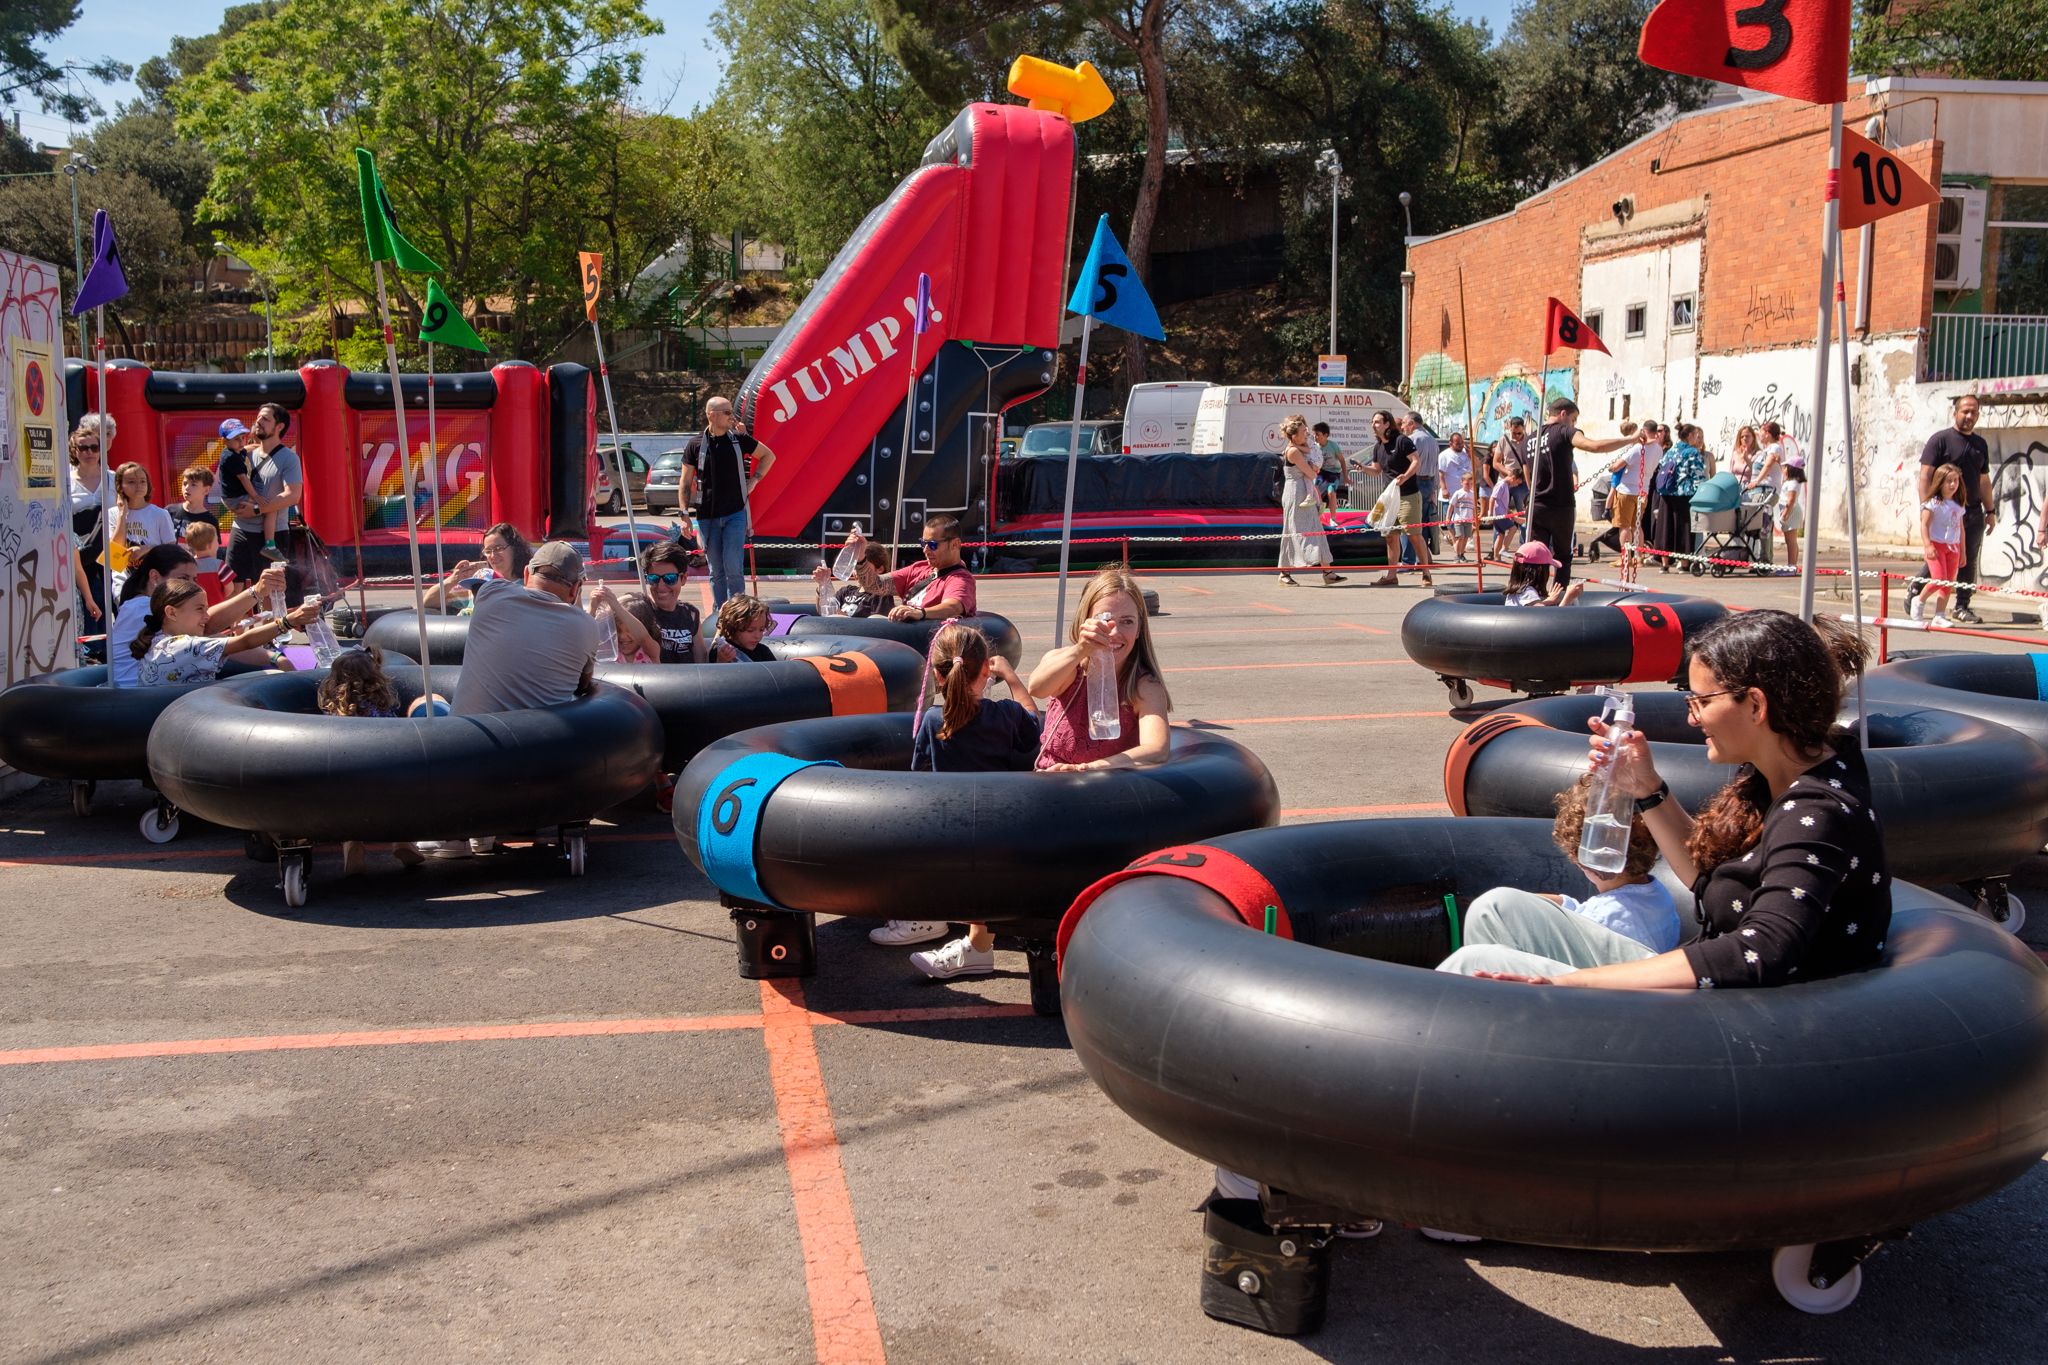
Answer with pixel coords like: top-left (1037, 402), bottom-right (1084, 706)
top-left (1577, 237), bottom-right (1702, 429)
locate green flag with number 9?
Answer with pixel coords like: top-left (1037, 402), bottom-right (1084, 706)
top-left (420, 278), bottom-right (488, 352)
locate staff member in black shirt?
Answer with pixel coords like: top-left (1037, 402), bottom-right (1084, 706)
top-left (1441, 610), bottom-right (1888, 989)
top-left (1907, 395), bottom-right (1994, 623)
top-left (1526, 397), bottom-right (1630, 587)
top-left (682, 396), bottom-right (779, 610)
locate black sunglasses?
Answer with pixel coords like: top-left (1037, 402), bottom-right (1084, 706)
top-left (922, 538), bottom-right (955, 551)
top-left (644, 571), bottom-right (681, 586)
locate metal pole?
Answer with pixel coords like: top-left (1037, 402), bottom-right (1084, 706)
top-left (1834, 250), bottom-right (1869, 749)
top-left (889, 326), bottom-right (925, 567)
top-left (1399, 271), bottom-right (1414, 392)
top-left (1456, 266), bottom-right (1480, 588)
top-left (370, 260), bottom-right (435, 710)
top-left (63, 156), bottom-right (90, 356)
top-left (1328, 167), bottom-right (1339, 356)
top-left (1052, 314), bottom-right (1095, 640)
top-left (425, 340), bottom-right (448, 613)
top-left (1798, 104), bottom-right (1845, 624)
top-left (95, 306), bottom-right (111, 653)
top-left (588, 318), bottom-right (645, 565)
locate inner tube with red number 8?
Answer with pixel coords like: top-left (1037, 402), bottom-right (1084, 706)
top-left (1401, 589), bottom-right (1727, 696)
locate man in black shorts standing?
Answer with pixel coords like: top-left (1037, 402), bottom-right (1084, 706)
top-left (1908, 395), bottom-right (1994, 623)
top-left (1528, 398), bottom-right (1630, 587)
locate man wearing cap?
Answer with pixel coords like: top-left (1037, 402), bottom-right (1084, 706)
top-left (1529, 398), bottom-right (1632, 586)
top-left (452, 541), bottom-right (600, 717)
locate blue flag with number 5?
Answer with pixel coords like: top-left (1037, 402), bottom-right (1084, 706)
top-left (1066, 215), bottom-right (1163, 340)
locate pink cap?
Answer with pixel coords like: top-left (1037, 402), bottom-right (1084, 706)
top-left (1513, 541), bottom-right (1556, 566)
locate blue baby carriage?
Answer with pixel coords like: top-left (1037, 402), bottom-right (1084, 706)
top-left (1689, 473), bottom-right (1775, 576)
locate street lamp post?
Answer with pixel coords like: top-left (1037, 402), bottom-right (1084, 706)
top-left (1398, 191), bottom-right (1415, 393)
top-left (1314, 149), bottom-right (1342, 357)
top-left (61, 153), bottom-right (97, 353)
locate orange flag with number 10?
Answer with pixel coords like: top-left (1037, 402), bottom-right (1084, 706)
top-left (579, 251), bottom-right (602, 322)
top-left (1836, 128), bottom-right (1939, 230)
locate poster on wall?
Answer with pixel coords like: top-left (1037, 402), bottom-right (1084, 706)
top-left (10, 339), bottom-right (60, 497)
top-left (0, 248), bottom-right (77, 702)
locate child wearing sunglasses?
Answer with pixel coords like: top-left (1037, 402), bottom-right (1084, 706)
top-left (618, 541), bottom-right (707, 662)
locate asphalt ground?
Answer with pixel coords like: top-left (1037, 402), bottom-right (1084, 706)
top-left (4, 552), bottom-right (2045, 1364)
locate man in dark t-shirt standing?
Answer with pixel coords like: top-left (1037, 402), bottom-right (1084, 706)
top-left (683, 395), bottom-right (780, 609)
top-left (1908, 395), bottom-right (1994, 622)
top-left (1528, 397), bottom-right (1630, 587)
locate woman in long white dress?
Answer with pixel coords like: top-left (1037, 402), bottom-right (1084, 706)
top-left (1278, 415), bottom-right (1344, 586)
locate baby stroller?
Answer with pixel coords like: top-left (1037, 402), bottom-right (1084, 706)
top-left (1688, 473), bottom-right (1775, 576)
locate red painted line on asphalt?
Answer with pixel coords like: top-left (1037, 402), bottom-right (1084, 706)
top-left (812, 1003), bottom-right (1039, 1027)
top-left (1195, 710), bottom-right (1442, 726)
top-left (1152, 625), bottom-right (1388, 638)
top-left (759, 978), bottom-right (887, 1365)
top-left (0, 846), bottom-right (241, 867)
top-left (1335, 621), bottom-right (1392, 636)
top-left (0, 1014), bottom-right (770, 1067)
top-left (1178, 584), bottom-right (1215, 595)
top-left (1281, 802), bottom-right (1450, 818)
top-left (1176, 658), bottom-right (1407, 673)
top-left (1246, 601), bottom-right (1293, 615)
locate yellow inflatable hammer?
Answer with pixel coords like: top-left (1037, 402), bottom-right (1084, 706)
top-left (1007, 56), bottom-right (1114, 123)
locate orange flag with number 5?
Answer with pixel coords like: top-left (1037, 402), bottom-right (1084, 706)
top-left (1836, 127), bottom-right (1939, 230)
top-left (579, 251), bottom-right (602, 322)
top-left (1638, 0), bottom-right (1849, 107)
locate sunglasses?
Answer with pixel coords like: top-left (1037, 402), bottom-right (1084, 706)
top-left (643, 571), bottom-right (682, 586)
top-left (921, 538), bottom-right (953, 551)
top-left (75, 442), bottom-right (99, 452)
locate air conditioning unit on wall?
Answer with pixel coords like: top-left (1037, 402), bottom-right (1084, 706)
top-left (1934, 187), bottom-right (1987, 292)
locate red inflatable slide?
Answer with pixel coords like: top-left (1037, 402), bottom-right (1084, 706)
top-left (738, 103), bottom-right (1074, 545)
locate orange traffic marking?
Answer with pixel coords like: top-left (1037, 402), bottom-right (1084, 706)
top-left (1176, 659), bottom-right (1407, 673)
top-left (1281, 802), bottom-right (1450, 818)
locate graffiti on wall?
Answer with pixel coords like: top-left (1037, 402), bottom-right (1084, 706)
top-left (1409, 353), bottom-right (1574, 443)
top-left (1983, 440), bottom-right (2048, 593)
top-left (0, 249), bottom-right (74, 694)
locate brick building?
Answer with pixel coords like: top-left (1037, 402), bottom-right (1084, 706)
top-left (1403, 77), bottom-right (2048, 575)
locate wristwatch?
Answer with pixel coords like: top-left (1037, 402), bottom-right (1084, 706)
top-left (1635, 781), bottom-right (1670, 813)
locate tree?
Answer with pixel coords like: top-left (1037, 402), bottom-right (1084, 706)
top-left (2, 1), bottom-right (128, 122)
top-left (0, 169), bottom-right (193, 325)
top-left (1854, 0), bottom-right (2047, 82)
top-left (89, 106), bottom-right (216, 247)
top-left (1486, 0), bottom-right (1711, 197)
top-left (133, 4), bottom-right (281, 109)
top-left (172, 0), bottom-right (663, 365)
top-left (712, 0), bottom-right (950, 280)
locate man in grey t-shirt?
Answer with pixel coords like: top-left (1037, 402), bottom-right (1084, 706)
top-left (452, 541), bottom-right (599, 717)
top-left (1401, 413), bottom-right (1443, 557)
top-left (226, 402), bottom-right (305, 597)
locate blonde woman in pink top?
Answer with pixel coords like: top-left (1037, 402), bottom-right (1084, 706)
top-left (1028, 565), bottom-right (1173, 770)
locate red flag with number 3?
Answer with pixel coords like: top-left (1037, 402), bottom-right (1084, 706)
top-left (1638, 0), bottom-right (1849, 107)
top-left (1545, 298), bottom-right (1609, 357)
top-left (1836, 127), bottom-right (1939, 230)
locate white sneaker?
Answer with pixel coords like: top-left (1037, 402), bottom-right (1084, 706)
top-left (416, 840), bottom-right (472, 860)
top-left (867, 919), bottom-right (949, 946)
top-left (1932, 614), bottom-right (1954, 628)
top-left (910, 936), bottom-right (996, 979)
top-left (1419, 1226), bottom-right (1484, 1244)
top-left (1908, 598), bottom-right (1924, 622)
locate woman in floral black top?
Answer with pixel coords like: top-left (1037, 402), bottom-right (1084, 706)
top-left (1456, 609), bottom-right (1888, 989)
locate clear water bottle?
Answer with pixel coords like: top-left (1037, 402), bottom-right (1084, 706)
top-left (304, 595), bottom-right (341, 666)
top-left (831, 526), bottom-right (863, 581)
top-left (1577, 688), bottom-right (1637, 874)
top-left (268, 586), bottom-right (288, 629)
top-left (817, 580), bottom-right (839, 616)
top-left (1086, 614), bottom-right (1121, 741)
top-left (595, 606), bottom-right (620, 662)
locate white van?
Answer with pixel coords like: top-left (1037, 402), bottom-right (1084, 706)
top-left (1187, 385), bottom-right (1412, 456)
top-left (1120, 381), bottom-right (1214, 454)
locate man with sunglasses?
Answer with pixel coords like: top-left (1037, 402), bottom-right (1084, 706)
top-left (451, 541), bottom-right (599, 718)
top-left (682, 396), bottom-right (778, 610)
top-left (848, 513), bottom-right (976, 623)
top-left (633, 541), bottom-right (705, 662)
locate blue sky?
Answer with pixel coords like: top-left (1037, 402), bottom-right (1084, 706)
top-left (20, 0), bottom-right (1521, 144)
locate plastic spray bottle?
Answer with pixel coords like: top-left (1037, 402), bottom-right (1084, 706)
top-left (1577, 687), bottom-right (1637, 874)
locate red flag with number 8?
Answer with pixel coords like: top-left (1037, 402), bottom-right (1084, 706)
top-left (1545, 298), bottom-right (1610, 357)
top-left (1638, 0), bottom-right (1849, 107)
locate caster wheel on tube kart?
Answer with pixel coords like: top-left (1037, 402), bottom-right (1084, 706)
top-left (139, 805), bottom-right (179, 844)
top-left (1979, 890), bottom-right (2026, 936)
top-left (1445, 679), bottom-right (1474, 710)
top-left (1770, 1245), bottom-right (1863, 1315)
top-left (565, 834), bottom-right (587, 878)
top-left (282, 857), bottom-right (309, 910)
top-left (72, 780), bottom-right (94, 818)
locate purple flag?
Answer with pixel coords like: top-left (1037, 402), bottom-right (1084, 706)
top-left (71, 210), bottom-right (129, 316)
top-left (914, 273), bottom-right (932, 336)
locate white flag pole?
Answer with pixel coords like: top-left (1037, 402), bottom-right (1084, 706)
top-left (371, 260), bottom-right (435, 710)
top-left (1052, 313), bottom-right (1095, 640)
top-left (1833, 251), bottom-right (1869, 749)
top-left (589, 315), bottom-right (645, 567)
top-left (95, 309), bottom-right (112, 664)
top-left (1798, 103), bottom-right (1845, 623)
top-left (425, 339), bottom-right (448, 613)
top-left (890, 322), bottom-right (926, 569)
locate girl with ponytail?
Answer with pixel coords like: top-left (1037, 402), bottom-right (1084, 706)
top-left (869, 621), bottom-right (1042, 977)
top-left (131, 577), bottom-right (315, 686)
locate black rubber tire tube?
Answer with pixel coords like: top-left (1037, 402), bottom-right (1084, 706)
top-left (1401, 590), bottom-right (1728, 692)
top-left (1058, 816), bottom-right (2048, 1252)
top-left (673, 714), bottom-right (1279, 939)
top-left (146, 666), bottom-right (663, 842)
top-left (1442, 691), bottom-right (2048, 888)
top-left (1865, 652), bottom-right (2048, 749)
top-left (0, 661), bottom-right (270, 783)
top-left (781, 608), bottom-right (1025, 667)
